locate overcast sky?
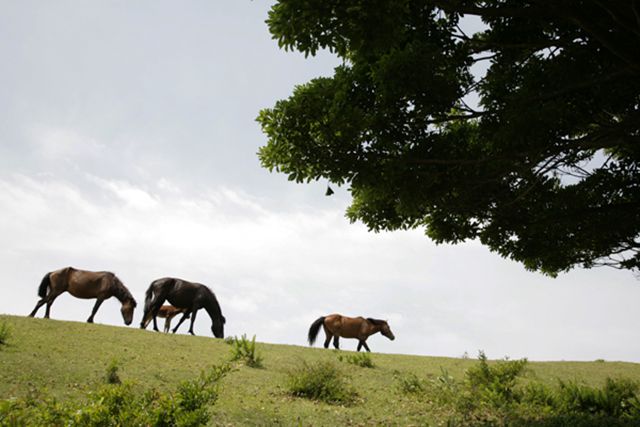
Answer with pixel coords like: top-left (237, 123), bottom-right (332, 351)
top-left (1, 1), bottom-right (639, 362)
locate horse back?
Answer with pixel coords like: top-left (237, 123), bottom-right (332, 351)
top-left (325, 314), bottom-right (367, 339)
top-left (64, 268), bottom-right (116, 299)
top-left (165, 279), bottom-right (208, 309)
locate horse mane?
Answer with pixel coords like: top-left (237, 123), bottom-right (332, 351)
top-left (112, 274), bottom-right (136, 306)
top-left (201, 285), bottom-right (224, 323)
top-left (366, 318), bottom-right (386, 326)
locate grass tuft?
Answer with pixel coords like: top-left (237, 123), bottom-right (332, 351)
top-left (336, 351), bottom-right (375, 368)
top-left (0, 321), bottom-right (10, 348)
top-left (104, 358), bottom-right (121, 384)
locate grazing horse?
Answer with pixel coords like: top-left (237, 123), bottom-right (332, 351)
top-left (141, 304), bottom-right (190, 333)
top-left (141, 277), bottom-right (225, 338)
top-left (29, 267), bottom-right (137, 325)
top-left (308, 314), bottom-right (395, 352)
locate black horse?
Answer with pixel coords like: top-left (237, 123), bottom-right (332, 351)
top-left (141, 277), bottom-right (225, 338)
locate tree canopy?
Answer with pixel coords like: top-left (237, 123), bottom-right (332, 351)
top-left (257, 0), bottom-right (640, 276)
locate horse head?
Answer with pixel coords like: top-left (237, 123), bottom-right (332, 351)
top-left (211, 315), bottom-right (226, 338)
top-left (121, 298), bottom-right (137, 326)
top-left (380, 320), bottom-right (395, 341)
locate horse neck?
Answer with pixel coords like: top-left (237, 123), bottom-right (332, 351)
top-left (203, 296), bottom-right (222, 323)
top-left (365, 321), bottom-right (383, 337)
top-left (112, 280), bottom-right (133, 306)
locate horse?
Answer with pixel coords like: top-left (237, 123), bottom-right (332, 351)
top-left (308, 314), bottom-right (395, 352)
top-left (141, 277), bottom-right (225, 338)
top-left (141, 304), bottom-right (190, 333)
top-left (29, 266), bottom-right (137, 325)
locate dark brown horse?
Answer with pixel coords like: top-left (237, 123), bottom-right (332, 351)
top-left (141, 277), bottom-right (225, 338)
top-left (29, 267), bottom-right (137, 325)
top-left (141, 304), bottom-right (190, 333)
top-left (308, 314), bottom-right (395, 352)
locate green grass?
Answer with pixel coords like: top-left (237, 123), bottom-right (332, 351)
top-left (2, 314), bottom-right (640, 425)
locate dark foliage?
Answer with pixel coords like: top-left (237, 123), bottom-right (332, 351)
top-left (259, 1), bottom-right (640, 275)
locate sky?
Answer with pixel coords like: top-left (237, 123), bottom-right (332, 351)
top-left (1, 1), bottom-right (639, 363)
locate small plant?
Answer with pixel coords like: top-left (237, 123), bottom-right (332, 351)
top-left (0, 321), bottom-right (10, 348)
top-left (224, 336), bottom-right (237, 346)
top-left (287, 360), bottom-right (357, 405)
top-left (104, 358), bottom-right (121, 384)
top-left (337, 351), bottom-right (375, 368)
top-left (394, 371), bottom-right (425, 395)
top-left (230, 334), bottom-right (263, 368)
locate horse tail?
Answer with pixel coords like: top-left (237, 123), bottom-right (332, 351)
top-left (308, 316), bottom-right (325, 346)
top-left (144, 283), bottom-right (155, 312)
top-left (38, 273), bottom-right (51, 298)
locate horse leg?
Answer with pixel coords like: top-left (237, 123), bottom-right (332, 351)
top-left (43, 291), bottom-right (63, 319)
top-left (187, 309), bottom-right (198, 335)
top-left (333, 335), bottom-right (340, 350)
top-left (29, 299), bottom-right (47, 317)
top-left (149, 301), bottom-right (165, 332)
top-left (164, 317), bottom-right (171, 333)
top-left (172, 311), bottom-right (191, 334)
top-left (362, 341), bottom-right (371, 352)
top-left (87, 298), bottom-right (105, 323)
top-left (357, 341), bottom-right (363, 352)
top-left (323, 333), bottom-right (332, 349)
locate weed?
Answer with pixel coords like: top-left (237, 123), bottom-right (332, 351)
top-left (287, 360), bottom-right (357, 405)
top-left (104, 358), bottom-right (121, 384)
top-left (337, 351), bottom-right (375, 368)
top-left (0, 321), bottom-right (10, 348)
top-left (229, 334), bottom-right (263, 368)
top-left (394, 371), bottom-right (425, 395)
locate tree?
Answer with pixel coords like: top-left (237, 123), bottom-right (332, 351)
top-left (257, 0), bottom-right (640, 276)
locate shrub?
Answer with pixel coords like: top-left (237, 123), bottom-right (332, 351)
top-left (427, 352), bottom-right (640, 427)
top-left (337, 351), bottom-right (375, 368)
top-left (229, 334), bottom-right (263, 368)
top-left (287, 360), bottom-right (357, 405)
top-left (0, 321), bottom-right (10, 348)
top-left (556, 378), bottom-right (640, 418)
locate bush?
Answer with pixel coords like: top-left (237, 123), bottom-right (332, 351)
top-left (337, 351), bottom-right (375, 368)
top-left (464, 351), bottom-right (528, 407)
top-left (556, 378), bottom-right (640, 418)
top-left (0, 321), bottom-right (10, 348)
top-left (423, 352), bottom-right (640, 427)
top-left (287, 360), bottom-right (357, 405)
top-left (229, 334), bottom-right (263, 368)
top-left (0, 364), bottom-right (231, 427)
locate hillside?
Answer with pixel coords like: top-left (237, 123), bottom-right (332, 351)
top-left (1, 314), bottom-right (640, 425)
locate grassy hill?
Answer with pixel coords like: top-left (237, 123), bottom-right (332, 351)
top-left (1, 314), bottom-right (640, 426)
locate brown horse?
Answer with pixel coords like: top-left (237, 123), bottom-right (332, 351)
top-left (308, 314), bottom-right (395, 352)
top-left (141, 304), bottom-right (190, 333)
top-left (141, 277), bottom-right (225, 338)
top-left (29, 267), bottom-right (137, 325)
